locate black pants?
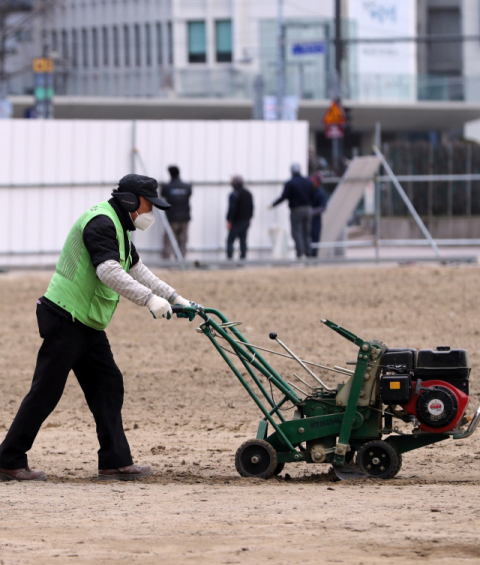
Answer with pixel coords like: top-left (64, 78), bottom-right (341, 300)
top-left (0, 302), bottom-right (133, 470)
top-left (227, 220), bottom-right (250, 259)
top-left (290, 206), bottom-right (312, 257)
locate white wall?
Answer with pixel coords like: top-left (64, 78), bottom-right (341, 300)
top-left (463, 0), bottom-right (480, 101)
top-left (0, 119), bottom-right (309, 266)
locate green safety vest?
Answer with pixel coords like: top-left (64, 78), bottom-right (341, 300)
top-left (45, 201), bottom-right (132, 330)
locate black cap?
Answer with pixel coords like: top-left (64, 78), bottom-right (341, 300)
top-left (117, 174), bottom-right (171, 210)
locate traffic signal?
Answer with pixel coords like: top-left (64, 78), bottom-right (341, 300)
top-left (344, 107), bottom-right (353, 133)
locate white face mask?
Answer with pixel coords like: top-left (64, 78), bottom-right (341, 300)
top-left (132, 210), bottom-right (155, 231)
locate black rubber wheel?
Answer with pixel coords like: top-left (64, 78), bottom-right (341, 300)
top-left (391, 452), bottom-right (402, 478)
top-left (235, 439), bottom-right (278, 479)
top-left (385, 442), bottom-right (403, 478)
top-left (357, 440), bottom-right (401, 479)
top-left (273, 462), bottom-right (285, 476)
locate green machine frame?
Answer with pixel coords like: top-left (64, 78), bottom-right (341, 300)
top-left (174, 305), bottom-right (479, 475)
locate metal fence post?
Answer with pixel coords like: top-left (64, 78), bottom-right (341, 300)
top-left (467, 143), bottom-right (472, 216)
top-left (373, 146), bottom-right (441, 259)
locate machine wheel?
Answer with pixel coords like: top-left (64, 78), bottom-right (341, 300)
top-left (391, 452), bottom-right (403, 478)
top-left (235, 439), bottom-right (278, 479)
top-left (385, 442), bottom-right (403, 478)
top-left (357, 440), bottom-right (401, 479)
top-left (273, 463), bottom-right (285, 476)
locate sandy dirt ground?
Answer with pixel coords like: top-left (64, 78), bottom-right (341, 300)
top-left (0, 264), bottom-right (479, 565)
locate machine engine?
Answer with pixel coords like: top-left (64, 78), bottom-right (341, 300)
top-left (380, 346), bottom-right (470, 433)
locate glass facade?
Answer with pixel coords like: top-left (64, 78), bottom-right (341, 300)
top-left (102, 27), bottom-right (109, 66)
top-left (188, 21), bottom-right (206, 63)
top-left (215, 20), bottom-right (232, 63)
top-left (156, 22), bottom-right (163, 65)
top-left (134, 24), bottom-right (141, 67)
top-left (113, 26), bottom-right (119, 67)
top-left (145, 23), bottom-right (151, 67)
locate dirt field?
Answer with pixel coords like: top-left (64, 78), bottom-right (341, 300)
top-left (0, 264), bottom-right (479, 565)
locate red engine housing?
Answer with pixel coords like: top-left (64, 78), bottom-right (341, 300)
top-left (404, 380), bottom-right (469, 433)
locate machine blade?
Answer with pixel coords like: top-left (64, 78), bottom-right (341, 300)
top-left (332, 464), bottom-right (368, 480)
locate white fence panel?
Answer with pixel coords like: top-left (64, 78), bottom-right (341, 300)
top-left (0, 119), bottom-right (309, 266)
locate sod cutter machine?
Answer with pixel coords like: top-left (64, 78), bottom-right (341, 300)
top-left (172, 304), bottom-right (480, 480)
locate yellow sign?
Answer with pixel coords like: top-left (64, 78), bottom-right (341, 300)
top-left (322, 100), bottom-right (346, 126)
top-left (33, 58), bottom-right (54, 73)
top-left (389, 382), bottom-right (401, 389)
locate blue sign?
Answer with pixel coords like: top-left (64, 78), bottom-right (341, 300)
top-left (291, 42), bottom-right (326, 56)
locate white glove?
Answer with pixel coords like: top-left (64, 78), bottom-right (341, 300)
top-left (173, 295), bottom-right (193, 307)
top-left (146, 295), bottom-right (172, 319)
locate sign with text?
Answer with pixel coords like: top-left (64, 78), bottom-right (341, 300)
top-left (291, 41), bottom-right (326, 57)
top-left (33, 57), bottom-right (54, 119)
top-left (348, 0), bottom-right (417, 101)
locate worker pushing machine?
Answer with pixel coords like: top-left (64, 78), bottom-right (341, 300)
top-left (0, 174), bottom-right (196, 482)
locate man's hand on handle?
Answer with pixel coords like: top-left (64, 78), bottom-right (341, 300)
top-left (173, 295), bottom-right (196, 322)
top-left (146, 295), bottom-right (172, 320)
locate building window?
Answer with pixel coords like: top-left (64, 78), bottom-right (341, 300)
top-left (72, 29), bottom-right (78, 66)
top-left (145, 23), bottom-right (152, 66)
top-left (51, 30), bottom-right (58, 53)
top-left (187, 21), bottom-right (206, 63)
top-left (113, 26), bottom-right (119, 67)
top-left (61, 29), bottom-right (68, 61)
top-left (156, 22), bottom-right (162, 65)
top-left (82, 28), bottom-right (88, 67)
top-left (215, 20), bottom-right (232, 62)
top-left (102, 26), bottom-right (109, 66)
top-left (167, 21), bottom-right (173, 65)
top-left (134, 24), bottom-right (141, 67)
top-left (123, 25), bottom-right (130, 66)
top-left (92, 28), bottom-right (99, 67)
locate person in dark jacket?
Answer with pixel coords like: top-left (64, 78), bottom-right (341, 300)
top-left (226, 175), bottom-right (254, 260)
top-left (160, 165), bottom-right (192, 259)
top-left (309, 172), bottom-right (328, 257)
top-left (270, 163), bottom-right (315, 258)
top-left (0, 174), bottom-right (196, 482)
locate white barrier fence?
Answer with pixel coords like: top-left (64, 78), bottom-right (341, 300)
top-left (0, 120), bottom-right (309, 267)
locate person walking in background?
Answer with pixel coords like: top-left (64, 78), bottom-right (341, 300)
top-left (226, 175), bottom-right (254, 260)
top-left (160, 166), bottom-right (192, 260)
top-left (269, 163), bottom-right (315, 258)
top-left (309, 172), bottom-right (328, 257)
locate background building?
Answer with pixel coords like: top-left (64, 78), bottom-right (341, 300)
top-left (4, 1), bottom-right (480, 170)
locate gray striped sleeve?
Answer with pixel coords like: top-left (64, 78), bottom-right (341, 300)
top-left (96, 260), bottom-right (151, 306)
top-left (129, 259), bottom-right (177, 303)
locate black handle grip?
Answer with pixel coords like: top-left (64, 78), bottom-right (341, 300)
top-left (171, 305), bottom-right (184, 314)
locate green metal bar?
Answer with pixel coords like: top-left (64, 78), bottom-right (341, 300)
top-left (199, 308), bottom-right (301, 404)
top-left (230, 338), bottom-right (287, 422)
top-left (229, 323), bottom-right (301, 400)
top-left (256, 420), bottom-right (268, 439)
top-left (387, 433), bottom-right (449, 454)
top-left (234, 353), bottom-right (288, 422)
top-left (267, 411), bottom-right (364, 452)
top-left (321, 319), bottom-right (364, 347)
top-left (265, 395), bottom-right (289, 421)
top-left (204, 316), bottom-right (301, 404)
top-left (333, 343), bottom-right (370, 466)
top-left (204, 328), bottom-right (298, 453)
